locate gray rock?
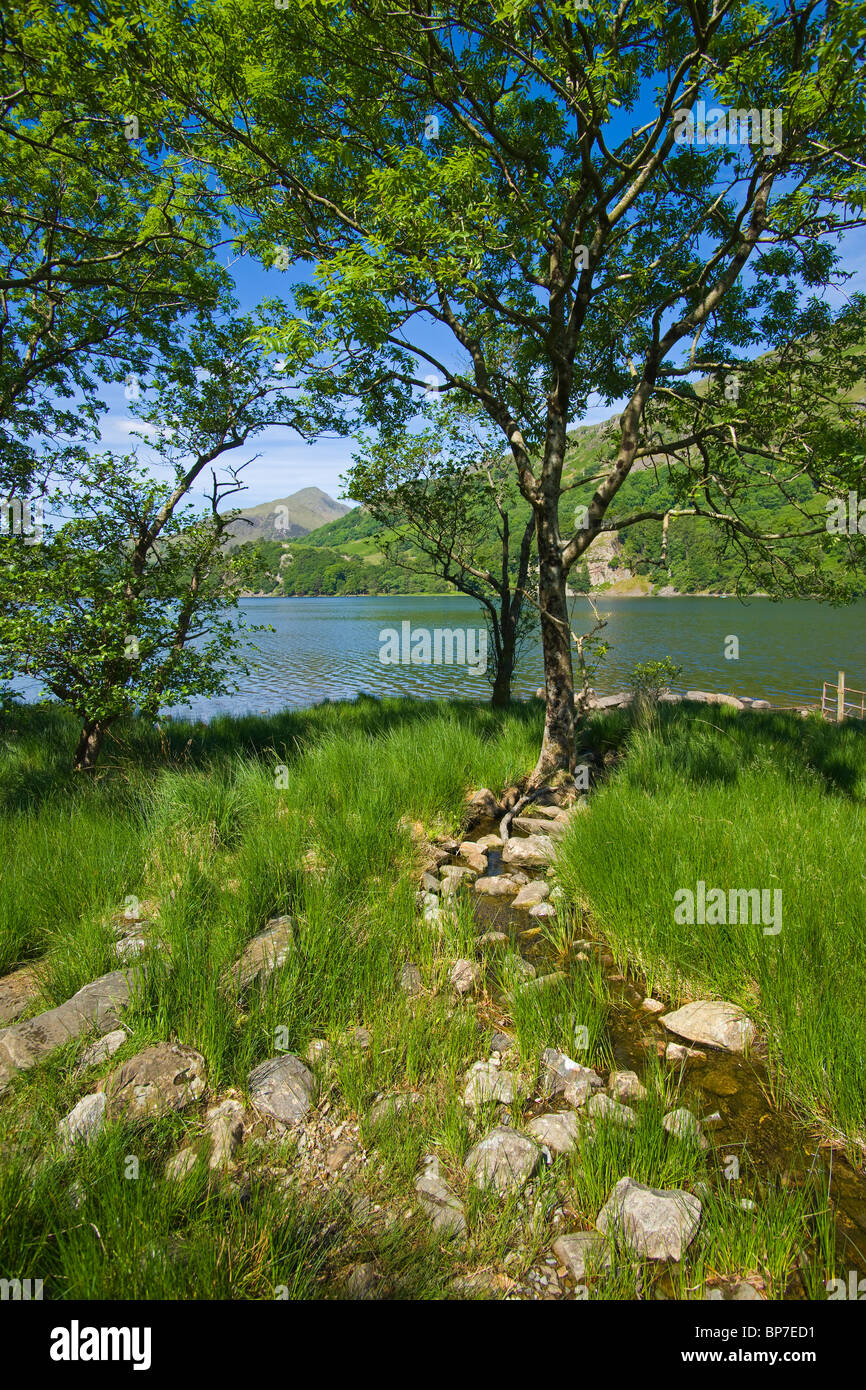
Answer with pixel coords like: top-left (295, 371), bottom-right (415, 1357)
top-left (662, 1000), bottom-right (755, 1053)
top-left (528, 902), bottom-right (557, 918)
top-left (414, 1156), bottom-right (466, 1239)
top-left (501, 834), bottom-right (556, 868)
top-left (685, 690), bottom-right (744, 709)
top-left (57, 1091), bottom-right (107, 1150)
top-left (666, 1041), bottom-right (707, 1064)
top-left (450, 959), bottom-right (481, 996)
top-left (527, 1111), bottom-right (580, 1155)
top-left (345, 1262), bottom-right (381, 1300)
top-left (587, 1092), bottom-right (637, 1127)
top-left (477, 931), bottom-right (509, 950)
top-left (103, 1042), bottom-right (206, 1122)
top-left (540, 1048), bottom-right (603, 1106)
top-left (0, 966), bottom-right (143, 1091)
top-left (421, 872), bottom-right (441, 893)
top-left (248, 1053), bottom-right (317, 1125)
top-left (440, 864), bottom-right (478, 884)
top-left (475, 834), bottom-right (503, 850)
top-left (0, 965), bottom-right (40, 1027)
top-left (474, 875), bottom-right (522, 897)
top-left (512, 880), bottom-right (550, 909)
top-left (458, 843), bottom-right (488, 874)
top-left (400, 962), bottom-right (422, 996)
top-left (226, 916), bottom-right (293, 992)
top-left (512, 816), bottom-right (568, 840)
top-left (75, 1028), bottom-right (127, 1074)
top-left (641, 998), bottom-right (666, 1014)
top-left (206, 1097), bottom-right (245, 1168)
top-left (462, 1060), bottom-right (522, 1110)
top-left (596, 1176), bottom-right (702, 1261)
top-left (489, 1030), bottom-right (515, 1055)
top-left (608, 1069), bottom-right (647, 1102)
top-left (465, 1126), bottom-right (541, 1193)
top-left (553, 1231), bottom-right (612, 1281)
top-left (466, 788), bottom-right (500, 820)
top-left (165, 1146), bottom-right (198, 1181)
top-left (663, 1107), bottom-right (709, 1149)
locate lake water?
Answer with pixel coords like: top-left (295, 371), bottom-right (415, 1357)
top-left (153, 594), bottom-right (865, 720)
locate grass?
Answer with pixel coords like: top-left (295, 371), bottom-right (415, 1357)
top-left (0, 694), bottom-right (862, 1299)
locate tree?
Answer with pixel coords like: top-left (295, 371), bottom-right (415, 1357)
top-left (345, 400), bottom-right (536, 704)
top-left (0, 302), bottom-right (350, 767)
top-left (0, 1), bottom-right (225, 493)
top-left (145, 0), bottom-right (866, 781)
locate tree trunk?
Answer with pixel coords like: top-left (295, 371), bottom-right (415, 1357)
top-left (532, 507), bottom-right (576, 785)
top-left (73, 719), bottom-right (106, 771)
top-left (490, 630), bottom-right (514, 706)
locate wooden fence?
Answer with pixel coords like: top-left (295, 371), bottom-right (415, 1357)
top-left (821, 670), bottom-right (866, 722)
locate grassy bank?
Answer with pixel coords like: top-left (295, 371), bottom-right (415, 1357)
top-left (0, 697), bottom-right (862, 1299)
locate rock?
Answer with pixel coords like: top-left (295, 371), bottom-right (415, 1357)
top-left (227, 917), bottom-right (294, 993)
top-left (608, 1070), bottom-right (647, 1102)
top-left (540, 1048), bottom-right (603, 1106)
top-left (248, 1053), bottom-right (317, 1125)
top-left (458, 843), bottom-right (488, 874)
top-left (512, 880), bottom-right (550, 909)
top-left (206, 1098), bottom-right (245, 1168)
top-left (467, 788), bottom-right (500, 820)
top-left (641, 998), bottom-right (666, 1015)
top-left (450, 959), bottom-right (481, 996)
top-left (697, 1067), bottom-right (739, 1097)
top-left (587, 1093), bottom-right (637, 1127)
top-left (345, 1262), bottom-right (381, 1300)
top-left (666, 1042), bottom-right (707, 1064)
top-left (420, 871), bottom-right (441, 893)
top-left (489, 1030), bottom-right (515, 1055)
top-left (75, 1028), bottom-right (127, 1074)
top-left (477, 931), bottom-right (509, 950)
top-left (506, 955), bottom-right (536, 982)
top-left (663, 1107), bottom-right (708, 1149)
top-left (424, 906), bottom-right (445, 927)
top-left (587, 692), bottom-right (633, 711)
top-left (512, 971), bottom-right (566, 996)
top-left (414, 1156), bottom-right (466, 1239)
top-left (344, 1026), bottom-right (372, 1050)
top-left (474, 875), bottom-right (521, 897)
top-left (400, 962), bottom-right (422, 996)
top-left (325, 1141), bottom-right (356, 1174)
top-left (115, 935), bottom-right (148, 961)
top-left (501, 834), bottom-right (556, 868)
top-left (57, 1091), bottom-right (107, 1151)
top-left (165, 1147), bottom-right (198, 1181)
top-left (512, 816), bottom-right (568, 840)
top-left (745, 699), bottom-right (771, 711)
top-left (305, 1038), bottom-right (330, 1067)
top-left (102, 1042), bottom-right (206, 1122)
top-left (440, 875), bottom-right (474, 899)
top-left (368, 1091), bottom-right (421, 1125)
top-left (596, 1177), bottom-right (702, 1261)
top-left (662, 1000), bottom-right (755, 1053)
top-left (475, 834), bottom-right (503, 850)
top-left (685, 690), bottom-right (744, 709)
top-left (527, 1111), bottom-right (580, 1155)
top-left (440, 864), bottom-right (478, 884)
top-left (0, 966), bottom-right (143, 1091)
top-left (528, 902), bottom-right (557, 918)
top-left (465, 1126), bottom-right (541, 1193)
top-left (553, 1232), bottom-right (612, 1281)
top-left (0, 965), bottom-right (41, 1026)
top-left (462, 1060), bottom-right (522, 1109)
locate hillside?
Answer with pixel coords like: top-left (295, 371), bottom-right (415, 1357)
top-left (222, 487), bottom-right (350, 548)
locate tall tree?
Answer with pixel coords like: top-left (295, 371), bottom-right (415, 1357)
top-left (146, 0), bottom-right (866, 781)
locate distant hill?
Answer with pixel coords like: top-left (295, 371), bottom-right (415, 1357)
top-left (223, 487), bottom-right (350, 547)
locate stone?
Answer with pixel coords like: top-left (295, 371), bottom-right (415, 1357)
top-left (400, 962), bottom-right (422, 996)
top-left (440, 864), bottom-right (478, 884)
top-left (165, 1147), bottom-right (198, 1181)
top-left (513, 971), bottom-right (566, 996)
top-left (75, 1028), bottom-right (127, 1074)
top-left (458, 843), bottom-right (488, 874)
top-left (512, 880), bottom-right (550, 909)
top-left (596, 1176), bottom-right (701, 1261)
top-left (467, 788), bottom-right (500, 820)
top-left (477, 931), bottom-right (509, 950)
top-left (226, 916), bottom-right (293, 992)
top-left (325, 1141), bottom-right (356, 1174)
top-left (305, 1038), bottom-right (330, 1067)
top-left (474, 875), bottom-right (521, 897)
top-left (0, 966), bottom-right (143, 1091)
top-left (512, 816), bottom-right (568, 840)
top-left (440, 875), bottom-right (474, 899)
top-left (501, 834), bottom-right (557, 868)
top-left (465, 1126), bottom-right (541, 1193)
top-left (248, 1053), bottom-right (317, 1125)
top-left (663, 1107), bottom-right (708, 1149)
top-left (345, 1261), bottom-right (381, 1299)
top-left (475, 834), bottom-right (503, 850)
top-left (414, 1155), bottom-right (466, 1239)
top-left (666, 1042), bottom-right (707, 1064)
top-left (641, 998), bottom-right (666, 1014)
top-left (57, 1091), bottom-right (107, 1150)
top-left (420, 872), bottom-right (441, 893)
top-left (462, 1060), bottom-right (522, 1110)
top-left (540, 1048), bottom-right (603, 1106)
top-left (608, 1070), bottom-right (647, 1102)
top-left (368, 1090), bottom-right (421, 1125)
top-left (587, 1092), bottom-right (637, 1127)
top-left (662, 1000), bottom-right (755, 1053)
top-left (527, 1111), bottom-right (580, 1155)
top-left (528, 902), bottom-right (557, 918)
top-left (0, 965), bottom-right (41, 1026)
top-left (115, 935), bottom-right (148, 961)
top-left (344, 1026), bottom-right (372, 1050)
top-left (685, 690), bottom-right (744, 709)
top-left (489, 1031), bottom-right (515, 1055)
top-left (506, 956), bottom-right (536, 982)
top-left (102, 1042), bottom-right (206, 1122)
top-left (553, 1231), bottom-right (612, 1282)
top-left (450, 959), bottom-right (481, 996)
top-left (206, 1098), bottom-right (245, 1168)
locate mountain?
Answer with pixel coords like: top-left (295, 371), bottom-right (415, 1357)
top-left (223, 487), bottom-right (350, 547)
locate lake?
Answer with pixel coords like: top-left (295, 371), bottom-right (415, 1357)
top-left (151, 594), bottom-right (865, 720)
